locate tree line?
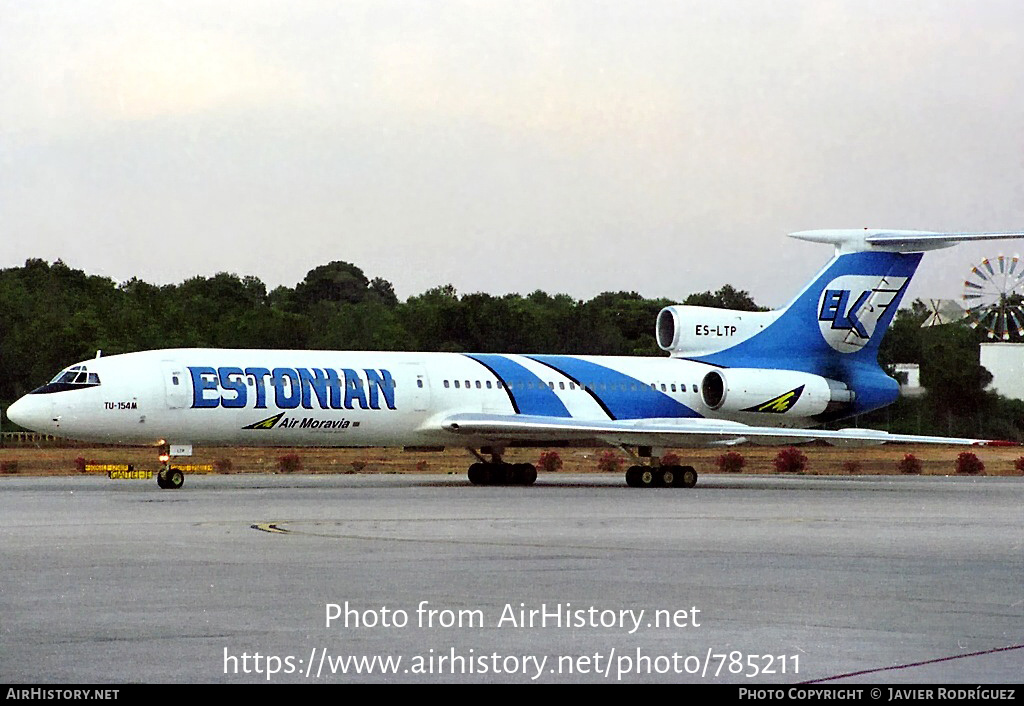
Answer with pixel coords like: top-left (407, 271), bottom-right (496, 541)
top-left (1, 258), bottom-right (1020, 440)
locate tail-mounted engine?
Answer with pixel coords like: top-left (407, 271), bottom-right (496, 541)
top-left (656, 305), bottom-right (780, 357)
top-left (699, 368), bottom-right (854, 417)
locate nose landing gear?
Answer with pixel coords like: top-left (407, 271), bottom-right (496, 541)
top-left (156, 467), bottom-right (185, 489)
top-left (155, 443), bottom-right (188, 489)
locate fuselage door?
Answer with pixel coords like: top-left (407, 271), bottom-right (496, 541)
top-left (399, 363), bottom-right (430, 412)
top-left (161, 361), bottom-right (190, 409)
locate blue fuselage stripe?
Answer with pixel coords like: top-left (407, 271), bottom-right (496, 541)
top-left (527, 357), bottom-right (616, 419)
top-left (462, 355), bottom-right (519, 413)
top-left (526, 355), bottom-right (700, 420)
top-left (462, 354), bottom-right (571, 417)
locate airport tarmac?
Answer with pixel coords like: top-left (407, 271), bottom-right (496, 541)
top-left (1, 473), bottom-right (1021, 684)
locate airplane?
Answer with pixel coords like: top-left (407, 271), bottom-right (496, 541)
top-left (7, 229), bottom-right (1024, 490)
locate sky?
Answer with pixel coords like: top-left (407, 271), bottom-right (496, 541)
top-left (2, 0), bottom-right (1023, 310)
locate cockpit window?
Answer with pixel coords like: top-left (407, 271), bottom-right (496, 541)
top-left (50, 366), bottom-right (82, 384)
top-left (32, 365), bottom-right (102, 394)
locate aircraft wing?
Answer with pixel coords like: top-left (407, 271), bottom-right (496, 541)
top-left (439, 413), bottom-right (1015, 448)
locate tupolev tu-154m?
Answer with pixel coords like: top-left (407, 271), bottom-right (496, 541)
top-left (8, 229), bottom-right (1023, 489)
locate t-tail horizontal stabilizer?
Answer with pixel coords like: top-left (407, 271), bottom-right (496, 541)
top-left (791, 229), bottom-right (1024, 254)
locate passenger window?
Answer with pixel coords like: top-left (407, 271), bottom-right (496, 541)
top-left (692, 384), bottom-right (697, 393)
top-left (559, 382), bottom-right (565, 390)
top-left (486, 381), bottom-right (492, 389)
top-left (475, 381), bottom-right (481, 389)
top-left (465, 380), bottom-right (470, 389)
top-left (172, 375), bottom-right (179, 385)
top-left (454, 380), bottom-right (461, 389)
top-left (661, 384), bottom-right (667, 391)
top-left (671, 384), bottom-right (677, 392)
top-left (417, 380), bottom-right (423, 388)
top-left (444, 380), bottom-right (451, 388)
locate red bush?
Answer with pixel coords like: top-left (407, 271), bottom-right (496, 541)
top-left (842, 460), bottom-right (862, 474)
top-left (537, 451), bottom-right (563, 473)
top-left (955, 452), bottom-right (984, 475)
top-left (716, 451), bottom-right (746, 473)
top-left (773, 447), bottom-right (808, 473)
top-left (597, 451), bottom-right (624, 473)
top-left (660, 451), bottom-right (682, 466)
top-left (278, 453), bottom-right (302, 473)
top-left (1014, 456), bottom-right (1024, 474)
top-left (897, 454), bottom-right (922, 474)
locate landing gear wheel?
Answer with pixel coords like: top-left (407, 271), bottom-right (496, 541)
top-left (680, 466), bottom-right (698, 488)
top-left (514, 464), bottom-right (537, 486)
top-left (639, 469), bottom-right (656, 487)
top-left (468, 463), bottom-right (487, 485)
top-left (165, 468), bottom-right (184, 489)
top-left (157, 468), bottom-right (184, 490)
top-left (659, 467), bottom-right (675, 487)
top-left (625, 466), bottom-right (643, 487)
top-left (500, 464), bottom-right (518, 485)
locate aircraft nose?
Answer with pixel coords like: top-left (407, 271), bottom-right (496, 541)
top-left (6, 395), bottom-right (47, 432)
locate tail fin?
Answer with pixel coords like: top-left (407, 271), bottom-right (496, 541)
top-left (693, 229), bottom-right (1024, 376)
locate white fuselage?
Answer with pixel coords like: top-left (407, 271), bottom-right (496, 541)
top-left (7, 348), bottom-right (830, 448)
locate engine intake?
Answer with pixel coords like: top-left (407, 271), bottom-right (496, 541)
top-left (656, 305), bottom-right (779, 356)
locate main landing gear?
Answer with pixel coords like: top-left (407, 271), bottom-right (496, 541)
top-left (466, 446), bottom-right (537, 486)
top-left (624, 464), bottom-right (697, 488)
top-left (621, 446), bottom-right (698, 489)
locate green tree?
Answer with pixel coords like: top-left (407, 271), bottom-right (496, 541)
top-left (292, 261), bottom-right (371, 310)
top-left (683, 284), bottom-right (763, 311)
top-left (920, 322), bottom-right (992, 414)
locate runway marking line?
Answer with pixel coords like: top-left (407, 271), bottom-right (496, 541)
top-left (251, 523), bottom-right (290, 534)
top-left (804, 643), bottom-right (1024, 682)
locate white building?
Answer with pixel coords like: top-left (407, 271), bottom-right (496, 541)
top-left (893, 363), bottom-right (923, 397)
top-left (980, 343), bottom-right (1024, 401)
